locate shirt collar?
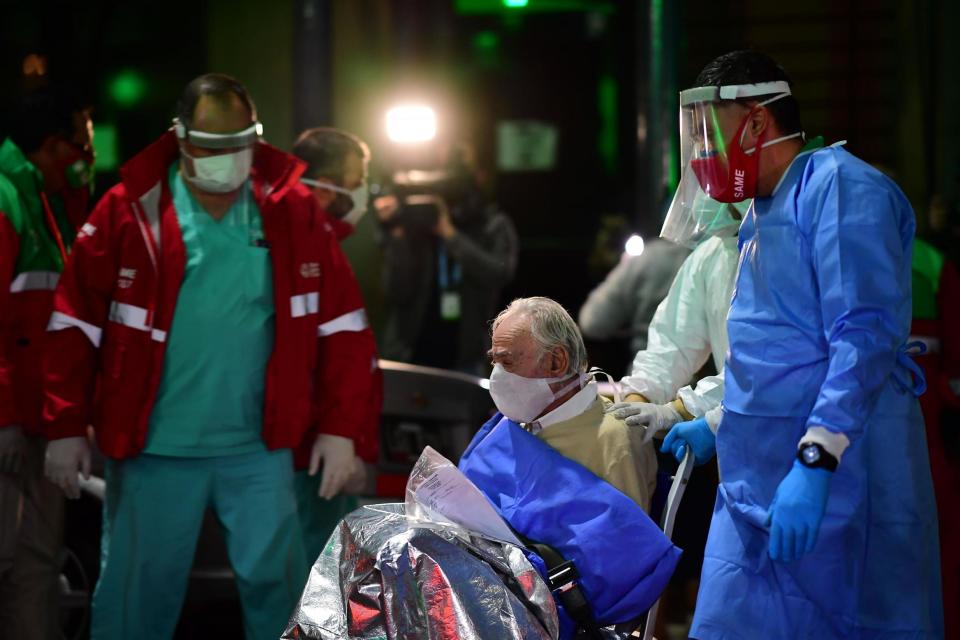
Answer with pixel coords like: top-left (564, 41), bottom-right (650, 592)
top-left (528, 381), bottom-right (599, 433)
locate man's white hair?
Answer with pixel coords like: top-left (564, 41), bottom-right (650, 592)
top-left (493, 297), bottom-right (588, 374)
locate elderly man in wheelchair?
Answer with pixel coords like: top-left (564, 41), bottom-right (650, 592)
top-left (285, 298), bottom-right (686, 640)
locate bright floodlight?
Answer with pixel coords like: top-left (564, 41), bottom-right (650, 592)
top-left (386, 105), bottom-right (437, 143)
top-left (625, 234), bottom-right (645, 257)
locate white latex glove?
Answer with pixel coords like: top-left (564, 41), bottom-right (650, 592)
top-left (309, 434), bottom-right (356, 500)
top-left (606, 401), bottom-right (683, 443)
top-left (0, 425), bottom-right (26, 474)
top-left (704, 405), bottom-right (724, 433)
top-left (44, 436), bottom-right (91, 499)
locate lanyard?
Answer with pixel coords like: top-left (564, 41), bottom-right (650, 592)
top-left (40, 192), bottom-right (69, 264)
top-left (437, 244), bottom-right (462, 291)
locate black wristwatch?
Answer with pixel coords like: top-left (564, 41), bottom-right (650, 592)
top-left (797, 442), bottom-right (838, 472)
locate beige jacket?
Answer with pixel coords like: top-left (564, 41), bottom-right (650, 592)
top-left (535, 397), bottom-right (657, 511)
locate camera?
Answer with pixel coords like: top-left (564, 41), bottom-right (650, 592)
top-left (388, 164), bottom-right (477, 233)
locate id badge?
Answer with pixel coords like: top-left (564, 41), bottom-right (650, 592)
top-left (440, 291), bottom-right (462, 321)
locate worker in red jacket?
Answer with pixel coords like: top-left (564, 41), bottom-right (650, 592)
top-left (294, 126), bottom-right (370, 241)
top-left (0, 86), bottom-right (93, 640)
top-left (41, 73), bottom-right (378, 640)
top-left (291, 127), bottom-right (383, 562)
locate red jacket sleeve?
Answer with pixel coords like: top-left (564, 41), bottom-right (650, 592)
top-left (42, 192), bottom-right (120, 440)
top-left (0, 213), bottom-right (19, 427)
top-left (311, 227), bottom-right (381, 463)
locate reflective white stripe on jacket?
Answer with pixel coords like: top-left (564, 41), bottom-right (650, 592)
top-left (318, 308), bottom-right (368, 337)
top-left (9, 270), bottom-right (59, 293)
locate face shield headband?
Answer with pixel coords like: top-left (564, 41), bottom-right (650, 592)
top-left (173, 118), bottom-right (263, 149)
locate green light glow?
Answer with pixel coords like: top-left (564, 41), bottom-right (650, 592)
top-left (709, 104), bottom-right (727, 156)
top-left (456, 0), bottom-right (613, 14)
top-left (92, 122), bottom-right (119, 172)
top-left (108, 70), bottom-right (147, 108)
top-left (473, 30), bottom-right (499, 50)
top-left (472, 30), bottom-right (501, 66)
top-left (597, 73), bottom-right (618, 174)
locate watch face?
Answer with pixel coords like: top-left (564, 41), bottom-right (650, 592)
top-left (802, 445), bottom-right (821, 465)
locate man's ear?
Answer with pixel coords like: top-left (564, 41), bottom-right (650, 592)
top-left (749, 106), bottom-right (770, 142)
top-left (547, 345), bottom-right (570, 378)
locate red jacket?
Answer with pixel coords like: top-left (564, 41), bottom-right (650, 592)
top-left (291, 211), bottom-right (384, 470)
top-left (0, 237), bottom-right (51, 433)
top-left (327, 214), bottom-right (355, 242)
top-left (42, 131), bottom-right (379, 462)
top-left (0, 138), bottom-right (87, 434)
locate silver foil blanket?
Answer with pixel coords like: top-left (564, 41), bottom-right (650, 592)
top-left (282, 503), bottom-right (560, 640)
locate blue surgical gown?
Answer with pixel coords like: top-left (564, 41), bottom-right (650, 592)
top-left (692, 145), bottom-right (943, 639)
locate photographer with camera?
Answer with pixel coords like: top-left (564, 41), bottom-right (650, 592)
top-left (374, 142), bottom-right (517, 376)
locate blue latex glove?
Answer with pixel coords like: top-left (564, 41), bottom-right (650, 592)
top-left (767, 460), bottom-right (832, 562)
top-left (660, 417), bottom-right (716, 466)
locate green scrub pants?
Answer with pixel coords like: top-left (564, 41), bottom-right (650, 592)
top-left (91, 449), bottom-right (307, 640)
top-left (293, 470), bottom-right (359, 569)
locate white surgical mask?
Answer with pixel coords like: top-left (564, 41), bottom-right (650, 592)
top-left (488, 364), bottom-right (585, 423)
top-left (301, 178), bottom-right (369, 225)
top-left (181, 147), bottom-right (253, 194)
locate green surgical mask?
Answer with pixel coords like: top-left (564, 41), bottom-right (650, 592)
top-left (65, 157), bottom-right (93, 189)
top-left (691, 190), bottom-right (751, 239)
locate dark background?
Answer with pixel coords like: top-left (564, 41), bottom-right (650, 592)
top-left (3, 0), bottom-right (956, 356)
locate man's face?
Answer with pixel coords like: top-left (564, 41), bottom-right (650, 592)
top-left (71, 111), bottom-right (94, 156)
top-left (716, 101), bottom-right (769, 153)
top-left (180, 93), bottom-right (255, 159)
top-left (39, 111), bottom-right (95, 193)
top-left (54, 113), bottom-right (94, 162)
top-left (489, 312), bottom-right (552, 378)
top-left (307, 151), bottom-right (367, 216)
top-left (693, 101), bottom-right (753, 158)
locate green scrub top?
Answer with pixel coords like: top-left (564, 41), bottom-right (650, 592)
top-left (144, 164), bottom-right (274, 457)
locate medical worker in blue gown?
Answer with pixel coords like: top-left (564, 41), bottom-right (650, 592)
top-left (660, 50), bottom-right (943, 639)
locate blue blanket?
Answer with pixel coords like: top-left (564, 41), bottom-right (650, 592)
top-left (459, 413), bottom-right (681, 633)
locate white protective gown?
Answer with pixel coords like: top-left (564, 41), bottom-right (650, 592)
top-left (619, 235), bottom-right (738, 420)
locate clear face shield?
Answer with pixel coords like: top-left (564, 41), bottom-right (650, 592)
top-left (660, 81), bottom-right (800, 247)
top-left (174, 119), bottom-right (263, 193)
top-left (661, 189), bottom-right (753, 249)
